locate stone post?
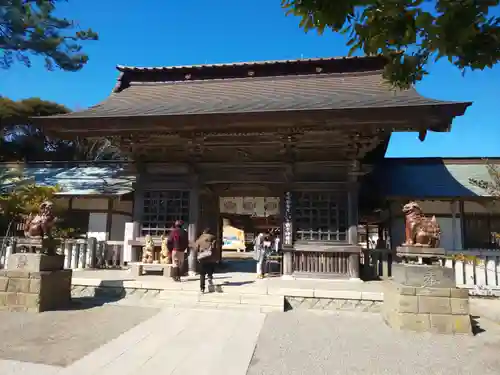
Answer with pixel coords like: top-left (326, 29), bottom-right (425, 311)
top-left (3, 238), bottom-right (15, 269)
top-left (348, 252), bottom-right (360, 279)
top-left (86, 237), bottom-right (97, 268)
top-left (123, 222), bottom-right (140, 264)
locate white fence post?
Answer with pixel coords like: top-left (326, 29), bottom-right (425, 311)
top-left (123, 222), bottom-right (140, 264)
top-left (444, 249), bottom-right (500, 291)
top-left (64, 241), bottom-right (72, 269)
top-left (3, 238), bottom-right (15, 269)
top-left (86, 237), bottom-right (97, 268)
top-left (78, 241), bottom-right (87, 269)
top-left (71, 243), bottom-right (79, 269)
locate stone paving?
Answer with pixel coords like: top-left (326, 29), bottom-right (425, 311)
top-left (0, 304), bottom-right (158, 367)
top-left (58, 307), bottom-right (265, 375)
top-left (71, 269), bottom-right (385, 297)
top-left (248, 310), bottom-right (500, 375)
top-left (1, 303), bottom-right (500, 374)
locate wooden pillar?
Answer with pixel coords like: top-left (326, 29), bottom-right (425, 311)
top-left (347, 161), bottom-right (361, 280)
top-left (450, 200), bottom-right (457, 252)
top-left (187, 185), bottom-right (200, 275)
top-left (281, 191), bottom-right (294, 278)
top-left (365, 224), bottom-right (370, 250)
top-left (347, 167), bottom-right (359, 245)
top-left (459, 200), bottom-right (466, 250)
top-left (105, 198), bottom-right (113, 239)
top-left (132, 181), bottom-right (144, 223)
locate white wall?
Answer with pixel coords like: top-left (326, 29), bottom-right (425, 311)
top-left (72, 197), bottom-right (109, 210)
top-left (113, 199), bottom-right (133, 213)
top-left (87, 212), bottom-right (108, 241)
top-left (67, 197), bottom-right (132, 241)
top-left (110, 214), bottom-right (131, 241)
top-left (464, 201), bottom-right (500, 214)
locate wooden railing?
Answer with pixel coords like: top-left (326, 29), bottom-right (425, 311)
top-left (293, 251), bottom-right (350, 276)
top-left (286, 242), bottom-right (361, 279)
top-left (0, 237), bottom-right (124, 270)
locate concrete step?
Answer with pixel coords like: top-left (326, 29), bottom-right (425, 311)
top-left (155, 289), bottom-right (284, 312)
top-left (73, 287), bottom-right (284, 312)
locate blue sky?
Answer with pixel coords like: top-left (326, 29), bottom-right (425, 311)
top-left (0, 0), bottom-right (499, 158)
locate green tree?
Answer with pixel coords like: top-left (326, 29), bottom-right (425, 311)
top-left (469, 160), bottom-right (500, 198)
top-left (0, 181), bottom-right (84, 247)
top-left (0, 97), bottom-right (123, 161)
top-left (282, 0), bottom-right (500, 88)
top-left (0, 0), bottom-right (98, 71)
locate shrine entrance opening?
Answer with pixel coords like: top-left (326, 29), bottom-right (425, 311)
top-left (198, 184), bottom-right (283, 273)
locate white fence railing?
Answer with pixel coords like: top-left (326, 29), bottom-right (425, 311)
top-left (363, 248), bottom-right (500, 291)
top-left (0, 237), bottom-right (124, 270)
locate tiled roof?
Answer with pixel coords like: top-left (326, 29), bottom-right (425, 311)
top-left (377, 159), bottom-right (499, 198)
top-left (0, 166), bottom-right (136, 196)
top-left (114, 55), bottom-right (385, 74)
top-left (42, 70), bottom-right (468, 119)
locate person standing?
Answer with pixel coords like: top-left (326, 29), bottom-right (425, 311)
top-left (253, 231), bottom-right (270, 279)
top-left (194, 228), bottom-right (217, 293)
top-left (167, 220), bottom-right (189, 282)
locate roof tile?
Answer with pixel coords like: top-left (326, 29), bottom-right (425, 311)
top-left (47, 71), bottom-right (464, 119)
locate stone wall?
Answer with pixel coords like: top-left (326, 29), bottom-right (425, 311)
top-left (0, 269), bottom-right (72, 312)
top-left (285, 297), bottom-right (382, 313)
top-left (382, 281), bottom-right (472, 335)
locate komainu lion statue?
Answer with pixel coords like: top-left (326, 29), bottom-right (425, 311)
top-left (402, 201), bottom-right (441, 247)
top-left (24, 201), bottom-right (57, 239)
top-left (142, 235), bottom-right (155, 263)
top-left (23, 200), bottom-right (58, 255)
top-left (160, 234), bottom-right (171, 264)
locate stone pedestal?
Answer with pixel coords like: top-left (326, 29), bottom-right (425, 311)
top-left (396, 246), bottom-right (446, 258)
top-left (382, 264), bottom-right (472, 335)
top-left (0, 253), bottom-right (72, 313)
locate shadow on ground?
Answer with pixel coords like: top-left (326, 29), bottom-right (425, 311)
top-left (69, 280), bottom-right (128, 310)
top-left (471, 315), bottom-right (487, 335)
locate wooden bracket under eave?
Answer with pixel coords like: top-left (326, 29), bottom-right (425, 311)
top-left (418, 129), bottom-right (427, 142)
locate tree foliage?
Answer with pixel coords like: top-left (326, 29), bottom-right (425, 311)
top-left (469, 160), bottom-right (500, 198)
top-left (0, 96), bottom-right (123, 161)
top-left (0, 180), bottom-right (84, 239)
top-left (0, 0), bottom-right (98, 71)
top-left (282, 0), bottom-right (500, 88)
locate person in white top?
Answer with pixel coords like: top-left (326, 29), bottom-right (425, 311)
top-left (253, 231), bottom-right (270, 278)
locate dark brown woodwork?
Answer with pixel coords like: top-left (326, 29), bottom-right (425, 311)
top-left (38, 104), bottom-right (467, 136)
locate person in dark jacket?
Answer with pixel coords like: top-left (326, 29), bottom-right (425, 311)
top-left (167, 220), bottom-right (189, 282)
top-left (194, 228), bottom-right (216, 293)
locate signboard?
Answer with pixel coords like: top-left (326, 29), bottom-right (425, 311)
top-left (219, 196), bottom-right (280, 217)
top-left (222, 225), bottom-right (246, 251)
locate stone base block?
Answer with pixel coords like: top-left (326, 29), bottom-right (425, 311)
top-left (8, 253), bottom-right (64, 272)
top-left (0, 268), bottom-right (72, 313)
top-left (382, 281), bottom-right (472, 335)
top-left (392, 263), bottom-right (455, 288)
top-left (396, 246), bottom-right (446, 258)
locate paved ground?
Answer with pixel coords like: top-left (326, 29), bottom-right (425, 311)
top-left (2, 298), bottom-right (500, 375)
top-left (248, 311), bottom-right (500, 375)
top-left (71, 268), bottom-right (385, 296)
top-left (58, 308), bottom-right (265, 375)
top-left (0, 304), bottom-right (158, 367)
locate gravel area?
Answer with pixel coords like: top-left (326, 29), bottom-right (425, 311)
top-left (0, 304), bottom-right (159, 367)
top-left (247, 311), bottom-right (500, 375)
